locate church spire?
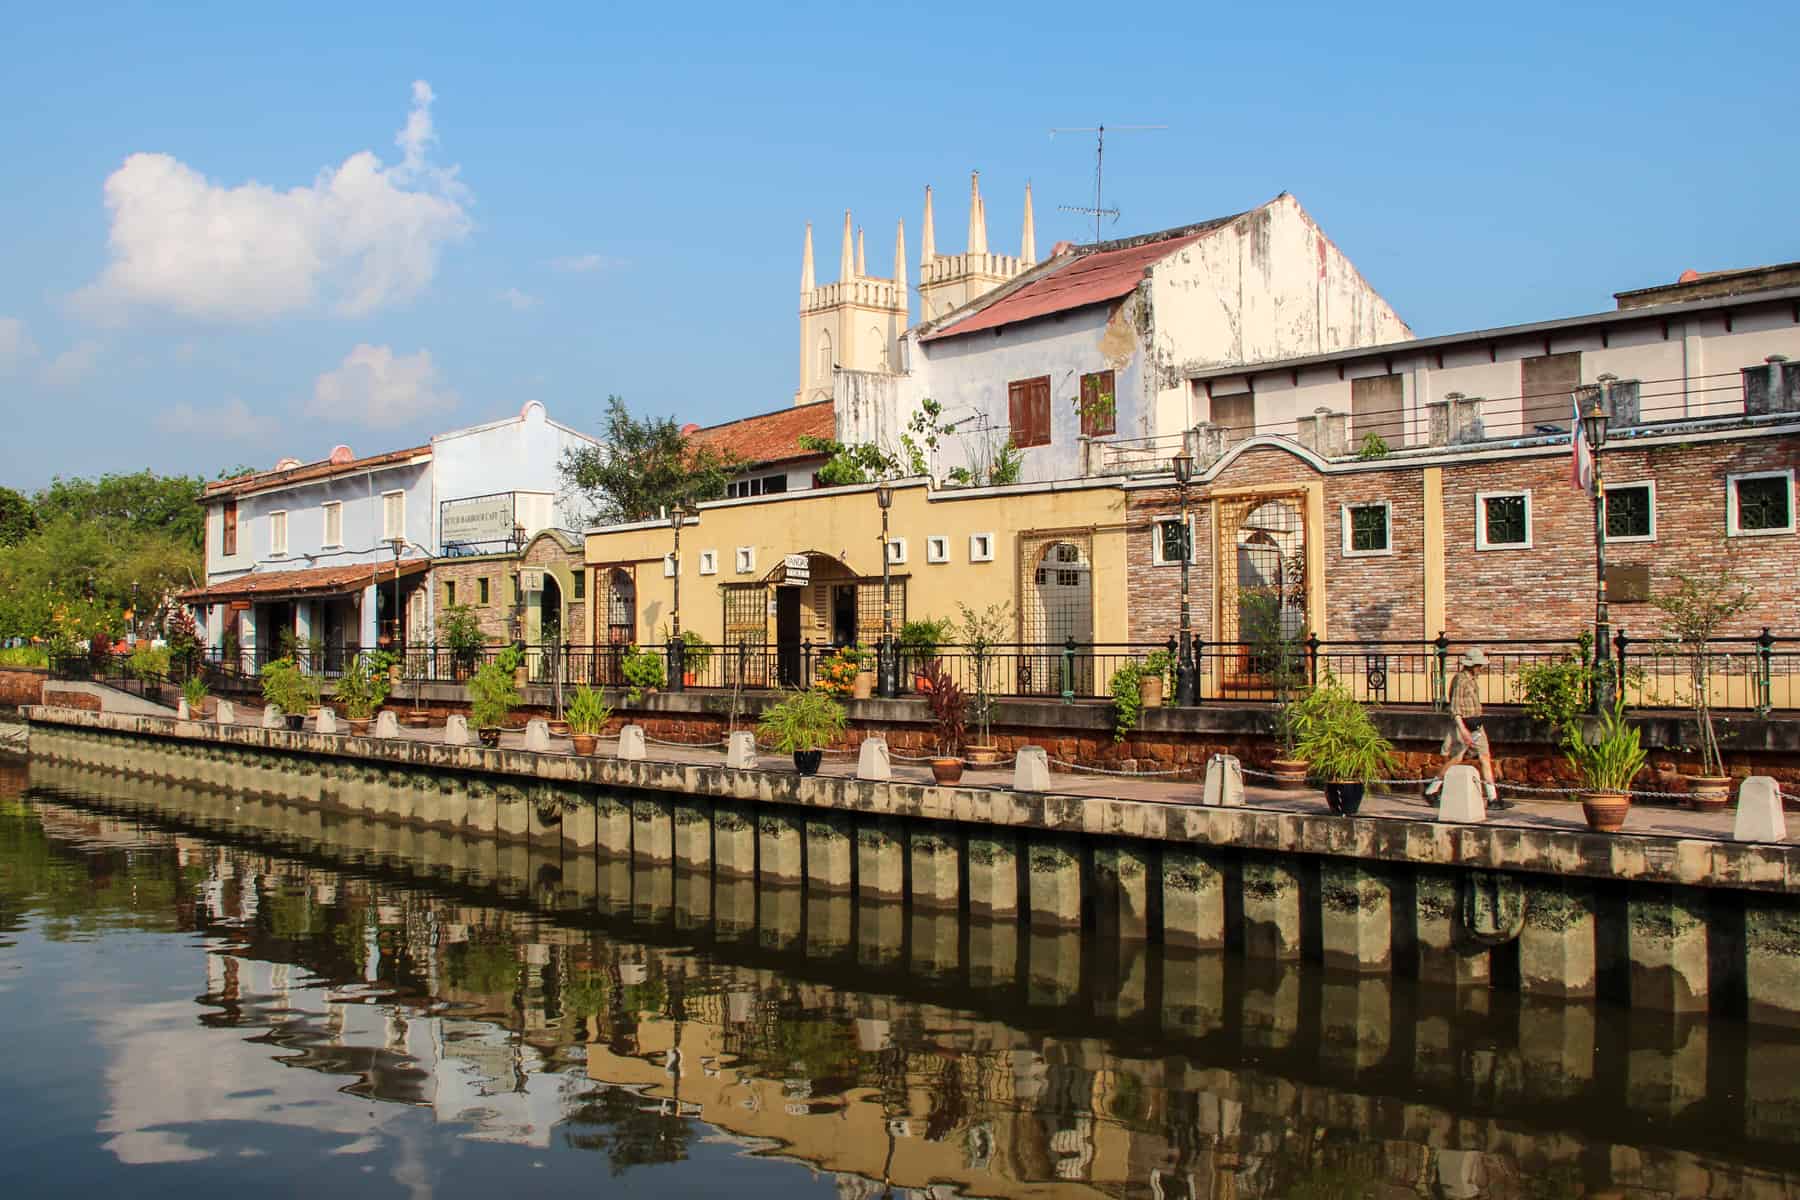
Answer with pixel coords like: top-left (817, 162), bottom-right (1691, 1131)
top-left (1021, 182), bottom-right (1036, 265)
top-left (801, 222), bottom-right (815, 293)
top-left (856, 226), bottom-right (866, 277)
top-left (893, 218), bottom-right (907, 295)
top-left (967, 171), bottom-right (988, 255)
top-left (839, 210), bottom-right (854, 281)
top-left (920, 185), bottom-right (935, 266)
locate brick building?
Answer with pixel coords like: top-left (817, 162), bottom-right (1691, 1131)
top-left (431, 530), bottom-right (587, 649)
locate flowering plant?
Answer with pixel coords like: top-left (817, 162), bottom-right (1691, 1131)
top-left (814, 644), bottom-right (865, 698)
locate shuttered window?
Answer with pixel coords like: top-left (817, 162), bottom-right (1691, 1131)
top-left (222, 501), bottom-right (238, 557)
top-left (1079, 370), bottom-right (1116, 437)
top-left (1008, 375), bottom-right (1052, 448)
top-left (382, 490), bottom-right (405, 541)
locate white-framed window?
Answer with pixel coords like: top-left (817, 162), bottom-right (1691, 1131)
top-left (885, 537), bottom-right (907, 566)
top-left (381, 490), bottom-right (405, 541)
top-left (1340, 501), bottom-right (1392, 557)
top-left (1603, 481), bottom-right (1656, 542)
top-left (1727, 470), bottom-right (1795, 537)
top-left (735, 546), bottom-right (756, 574)
top-left (926, 535), bottom-right (949, 564)
top-left (663, 553), bottom-right (677, 578)
top-left (1152, 514), bottom-right (1195, 566)
top-left (1475, 490), bottom-right (1532, 550)
top-left (698, 549), bottom-right (718, 576)
top-left (321, 501), bottom-right (342, 548)
top-left (270, 510), bottom-right (288, 556)
top-left (969, 533), bottom-right (995, 562)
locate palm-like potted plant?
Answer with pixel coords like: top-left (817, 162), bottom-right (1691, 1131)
top-left (1289, 673), bottom-right (1395, 815)
top-left (468, 645), bottom-right (523, 747)
top-left (1566, 697), bottom-right (1648, 833)
top-left (1649, 567), bottom-right (1751, 811)
top-left (334, 652), bottom-right (394, 734)
top-left (900, 617), bottom-right (954, 691)
top-left (681, 630), bottom-right (712, 687)
top-left (180, 675), bottom-right (210, 720)
top-left (567, 685), bottom-right (611, 755)
top-left (922, 660), bottom-right (966, 784)
top-left (758, 688), bottom-right (847, 776)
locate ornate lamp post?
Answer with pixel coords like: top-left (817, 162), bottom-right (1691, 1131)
top-left (875, 483), bottom-right (896, 698)
top-left (669, 503), bottom-right (691, 691)
top-left (387, 537), bottom-right (405, 654)
top-left (1172, 453), bottom-right (1198, 705)
top-left (1581, 397), bottom-right (1613, 714)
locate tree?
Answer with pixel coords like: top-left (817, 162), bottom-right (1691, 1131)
top-left (560, 397), bottom-right (741, 525)
top-left (0, 487), bottom-right (36, 547)
top-left (0, 517), bottom-right (199, 643)
top-left (33, 470), bottom-right (206, 552)
top-left (1650, 565), bottom-right (1753, 777)
top-left (797, 435), bottom-right (901, 486)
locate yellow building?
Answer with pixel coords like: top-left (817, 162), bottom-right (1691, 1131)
top-left (581, 477), bottom-right (1131, 683)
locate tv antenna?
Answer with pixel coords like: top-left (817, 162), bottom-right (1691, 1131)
top-left (1050, 123), bottom-right (1167, 243)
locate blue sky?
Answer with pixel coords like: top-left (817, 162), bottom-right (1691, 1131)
top-left (0, 1), bottom-right (1792, 489)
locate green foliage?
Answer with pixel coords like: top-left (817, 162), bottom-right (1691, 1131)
top-left (1289, 673), bottom-right (1396, 784)
top-left (620, 645), bottom-right (666, 703)
top-left (1564, 698), bottom-right (1648, 792)
top-left (1650, 565), bottom-right (1753, 776)
top-left (560, 968), bottom-right (611, 1017)
top-left (33, 469), bottom-right (206, 551)
top-left (988, 440), bottom-right (1024, 485)
top-left (0, 487), bottom-right (36, 547)
top-left (559, 396), bottom-right (741, 524)
top-left (659, 626), bottom-right (713, 672)
top-left (567, 685), bottom-right (613, 735)
top-left (127, 642), bottom-right (170, 682)
top-left (1142, 648), bottom-right (1176, 696)
top-left (1241, 590), bottom-right (1308, 751)
top-left (1516, 647), bottom-right (1601, 742)
top-left (1109, 661), bottom-right (1146, 742)
top-left (956, 600), bottom-right (1011, 745)
top-left (467, 645), bottom-right (523, 728)
top-left (0, 646), bottom-right (48, 668)
top-left (181, 675), bottom-right (210, 710)
top-left (900, 616), bottom-right (954, 675)
top-left (1355, 432), bottom-right (1390, 460)
top-left (437, 604), bottom-right (486, 664)
top-left (923, 661), bottom-right (966, 755)
top-left (757, 688), bottom-right (848, 753)
top-left (0, 515), bottom-right (198, 643)
top-left (898, 397), bottom-right (948, 477)
top-left (449, 934), bottom-right (522, 994)
top-left (797, 434), bottom-right (901, 486)
top-left (334, 652), bottom-right (395, 720)
top-left (259, 656), bottom-right (321, 716)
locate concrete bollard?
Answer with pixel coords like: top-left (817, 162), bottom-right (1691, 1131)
top-left (617, 725), bottom-right (646, 760)
top-left (315, 706), bottom-right (338, 734)
top-left (374, 711), bottom-right (400, 739)
top-left (856, 737), bottom-right (891, 782)
top-left (1735, 776), bottom-right (1787, 842)
top-left (176, 699), bottom-right (190, 720)
top-left (261, 705), bottom-right (285, 729)
top-left (1202, 754), bottom-right (1244, 806)
top-left (1436, 764), bottom-right (1486, 823)
top-left (444, 714), bottom-right (473, 745)
top-left (523, 718), bottom-right (552, 753)
top-left (725, 730), bottom-right (757, 769)
top-left (214, 699), bottom-right (235, 725)
top-left (1014, 746), bottom-right (1050, 793)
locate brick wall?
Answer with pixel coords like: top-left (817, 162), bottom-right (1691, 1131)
top-left (40, 689), bottom-right (102, 712)
top-left (0, 668), bottom-right (47, 710)
top-left (431, 538), bottom-right (586, 646)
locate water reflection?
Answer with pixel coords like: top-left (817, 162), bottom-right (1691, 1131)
top-left (4, 762), bottom-right (1800, 1198)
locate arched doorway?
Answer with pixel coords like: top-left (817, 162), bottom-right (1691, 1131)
top-left (600, 568), bottom-right (636, 685)
top-left (1023, 540), bottom-right (1094, 696)
top-left (769, 552), bottom-right (863, 686)
top-left (1220, 496), bottom-right (1307, 693)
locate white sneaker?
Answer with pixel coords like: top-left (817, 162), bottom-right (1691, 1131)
top-left (1425, 779), bottom-right (1443, 798)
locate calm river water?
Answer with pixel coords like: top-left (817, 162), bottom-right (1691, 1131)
top-left (3, 759), bottom-right (1798, 1199)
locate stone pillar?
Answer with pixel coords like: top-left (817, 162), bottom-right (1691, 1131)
top-left (967, 919), bottom-right (1019, 991)
top-left (1162, 848), bottom-right (1229, 950)
top-left (758, 882), bottom-right (802, 952)
top-left (466, 781), bottom-right (497, 834)
top-left (712, 803), bottom-right (756, 878)
top-left (1318, 977), bottom-right (1392, 1071)
top-left (1628, 885), bottom-right (1709, 1012)
top-left (673, 868), bottom-right (712, 932)
top-left (856, 901), bottom-right (905, 969)
top-left (805, 814), bottom-right (854, 893)
top-left (1414, 869), bottom-right (1490, 988)
top-left (1241, 856), bottom-right (1303, 961)
top-left (910, 911), bottom-right (960, 979)
top-left (856, 820), bottom-right (905, 900)
top-left (1241, 961), bottom-right (1302, 1050)
top-left (714, 877), bottom-right (756, 941)
top-left (632, 796), bottom-right (673, 864)
top-left (594, 797), bottom-right (632, 858)
top-left (1319, 861), bottom-right (1392, 973)
top-left (758, 810), bottom-right (805, 885)
top-left (1744, 894), bottom-right (1800, 1028)
top-left (1026, 836), bottom-right (1080, 929)
top-left (805, 893), bottom-right (852, 957)
top-left (1093, 843), bottom-right (1152, 941)
top-left (495, 784), bottom-right (529, 842)
top-left (1517, 878), bottom-right (1597, 998)
top-left (966, 834), bottom-right (1019, 918)
top-left (909, 830), bottom-right (960, 911)
top-left (672, 799), bottom-right (711, 869)
top-left (1162, 950), bottom-right (1227, 1038)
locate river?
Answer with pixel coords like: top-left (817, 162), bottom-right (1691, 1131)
top-left (1, 759), bottom-right (1796, 1198)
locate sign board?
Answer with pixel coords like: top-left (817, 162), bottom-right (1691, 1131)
top-left (441, 493), bottom-right (517, 545)
top-left (520, 567), bottom-right (546, 594)
top-left (1607, 563), bottom-right (1650, 604)
top-left (779, 554), bottom-right (810, 588)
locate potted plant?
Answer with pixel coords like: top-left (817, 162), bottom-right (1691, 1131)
top-left (621, 645), bottom-right (666, 703)
top-left (567, 685), bottom-right (611, 755)
top-left (814, 644), bottom-right (863, 699)
top-left (468, 645), bottom-right (523, 747)
top-left (900, 617), bottom-right (954, 691)
top-left (681, 630), bottom-right (712, 687)
top-left (1289, 673), bottom-right (1395, 816)
top-left (259, 656), bottom-right (319, 731)
top-left (1109, 661), bottom-right (1148, 742)
top-left (922, 661), bottom-right (966, 784)
top-left (438, 604), bottom-right (486, 681)
top-left (1244, 593), bottom-right (1310, 788)
top-left (957, 601), bottom-right (1011, 764)
top-left (1141, 648), bottom-right (1175, 708)
top-left (1565, 697), bottom-right (1648, 833)
top-left (180, 675), bottom-right (210, 720)
top-left (1649, 567), bottom-right (1752, 812)
top-left (334, 651), bottom-right (394, 734)
top-left (758, 688), bottom-right (847, 776)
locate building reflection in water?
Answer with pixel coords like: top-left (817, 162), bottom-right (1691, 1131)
top-left (11, 779), bottom-right (1800, 1200)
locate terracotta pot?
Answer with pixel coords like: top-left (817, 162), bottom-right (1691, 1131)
top-left (348, 718), bottom-right (372, 735)
top-left (852, 670), bottom-right (874, 701)
top-left (1269, 757), bottom-right (1309, 791)
top-left (930, 757), bottom-right (964, 785)
top-left (1140, 676), bottom-right (1164, 708)
top-left (966, 744), bottom-right (999, 766)
top-left (403, 712), bottom-right (431, 728)
top-left (1581, 789), bottom-right (1631, 833)
top-left (547, 720), bottom-right (571, 737)
top-left (793, 749), bottom-right (823, 776)
top-left (201, 697), bottom-right (217, 717)
top-left (571, 732), bottom-right (599, 755)
top-left (683, 672), bottom-right (696, 687)
top-left (478, 726), bottom-right (502, 748)
top-left (1685, 774), bottom-right (1732, 813)
top-left (914, 673), bottom-right (934, 693)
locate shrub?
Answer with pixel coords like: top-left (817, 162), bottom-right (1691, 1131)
top-left (1110, 661), bottom-right (1146, 742)
top-left (814, 644), bottom-right (865, 697)
top-left (468, 645), bottom-right (523, 728)
top-left (127, 642), bottom-right (171, 682)
top-left (334, 652), bottom-right (394, 720)
top-left (259, 656), bottom-right (320, 717)
top-left (567, 686), bottom-right (612, 735)
top-left (922, 661), bottom-right (966, 756)
top-left (757, 688), bottom-right (848, 753)
top-left (621, 645), bottom-right (666, 703)
top-left (438, 604), bottom-right (486, 667)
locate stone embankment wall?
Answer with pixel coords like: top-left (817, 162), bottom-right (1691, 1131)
top-left (0, 667), bottom-right (47, 711)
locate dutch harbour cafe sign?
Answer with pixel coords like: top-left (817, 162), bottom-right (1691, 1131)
top-left (441, 493), bottom-right (517, 545)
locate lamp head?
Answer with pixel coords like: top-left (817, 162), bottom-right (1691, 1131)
top-left (875, 483), bottom-right (893, 510)
top-left (1581, 404), bottom-right (1608, 450)
top-left (1172, 454), bottom-right (1194, 485)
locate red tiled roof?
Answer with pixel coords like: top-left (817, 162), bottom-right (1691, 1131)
top-left (178, 558), bottom-right (429, 603)
top-left (689, 401), bottom-right (834, 467)
top-left (202, 444), bottom-right (431, 501)
top-left (921, 219), bottom-right (1239, 342)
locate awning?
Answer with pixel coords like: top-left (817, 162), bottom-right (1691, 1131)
top-left (178, 558), bottom-right (429, 605)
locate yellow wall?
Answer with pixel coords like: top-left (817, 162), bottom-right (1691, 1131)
top-left (583, 480), bottom-right (1131, 645)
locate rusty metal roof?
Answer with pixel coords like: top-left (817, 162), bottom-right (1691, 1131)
top-left (179, 557), bottom-right (429, 603)
top-left (202, 444), bottom-right (431, 501)
top-left (689, 401), bottom-right (834, 467)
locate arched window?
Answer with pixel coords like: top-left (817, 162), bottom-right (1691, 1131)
top-left (815, 330), bottom-right (833, 386)
top-left (867, 326), bottom-right (888, 371)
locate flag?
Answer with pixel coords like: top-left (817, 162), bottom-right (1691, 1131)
top-left (1570, 391), bottom-right (1594, 495)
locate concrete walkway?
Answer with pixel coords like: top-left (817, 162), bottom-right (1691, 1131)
top-left (216, 705), bottom-right (1775, 844)
top-left (52, 680), bottom-right (177, 718)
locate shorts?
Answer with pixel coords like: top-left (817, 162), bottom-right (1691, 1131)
top-left (1441, 722), bottom-right (1489, 757)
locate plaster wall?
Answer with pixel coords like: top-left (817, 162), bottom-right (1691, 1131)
top-left (430, 402), bottom-right (598, 539)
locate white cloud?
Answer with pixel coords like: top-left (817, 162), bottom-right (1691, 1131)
top-left (155, 397), bottom-right (264, 438)
top-left (496, 286), bottom-right (540, 311)
top-left (42, 340), bottom-right (102, 388)
top-left (307, 344), bottom-right (454, 430)
top-left (77, 80), bottom-right (471, 322)
top-left (0, 317), bottom-right (34, 373)
top-left (549, 253), bottom-right (616, 274)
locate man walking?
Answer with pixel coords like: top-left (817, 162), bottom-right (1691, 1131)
top-left (1427, 648), bottom-right (1507, 809)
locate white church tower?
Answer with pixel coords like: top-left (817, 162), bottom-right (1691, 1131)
top-left (917, 171), bottom-right (1036, 324)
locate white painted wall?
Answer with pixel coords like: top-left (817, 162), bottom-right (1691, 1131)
top-left (429, 401), bottom-right (601, 541)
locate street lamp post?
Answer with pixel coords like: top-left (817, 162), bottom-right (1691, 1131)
top-left (669, 504), bottom-right (689, 691)
top-left (876, 483), bottom-right (896, 698)
top-left (388, 537), bottom-right (405, 655)
top-left (1172, 454), bottom-right (1197, 705)
top-left (1580, 393), bottom-right (1613, 714)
